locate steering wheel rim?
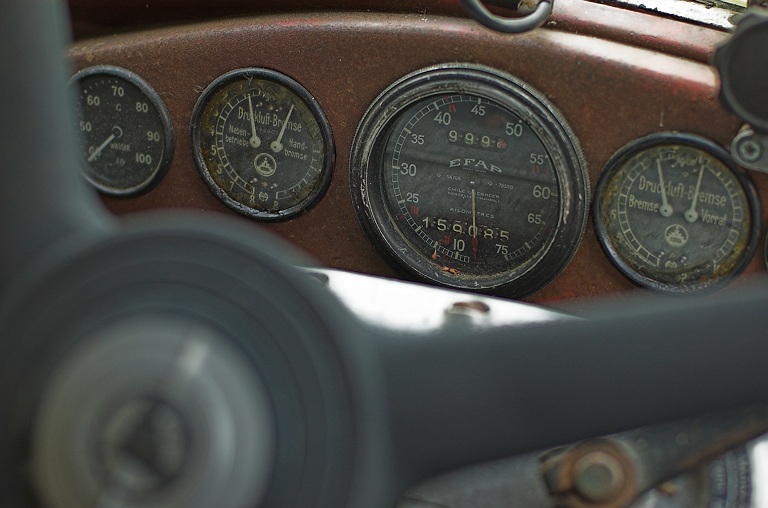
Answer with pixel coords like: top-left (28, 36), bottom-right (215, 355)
top-left (0, 216), bottom-right (376, 507)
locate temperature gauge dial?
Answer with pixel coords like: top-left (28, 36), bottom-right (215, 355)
top-left (594, 133), bottom-right (760, 293)
top-left (72, 66), bottom-right (174, 196)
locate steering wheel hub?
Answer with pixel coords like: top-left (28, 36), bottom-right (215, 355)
top-left (30, 315), bottom-right (277, 508)
top-left (101, 396), bottom-right (189, 494)
top-left (0, 217), bottom-right (362, 508)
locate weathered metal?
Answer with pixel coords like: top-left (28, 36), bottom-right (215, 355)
top-left (67, 3), bottom-right (760, 305)
top-left (541, 405), bottom-right (768, 507)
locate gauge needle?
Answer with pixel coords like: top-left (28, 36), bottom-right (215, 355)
top-left (471, 189), bottom-right (479, 261)
top-left (271, 104), bottom-right (294, 154)
top-left (248, 96), bottom-right (261, 149)
top-left (656, 159), bottom-right (673, 217)
top-left (685, 165), bottom-right (705, 223)
top-left (87, 132), bottom-right (116, 162)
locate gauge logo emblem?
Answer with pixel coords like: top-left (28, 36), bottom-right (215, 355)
top-left (664, 224), bottom-right (689, 248)
top-left (254, 153), bottom-right (277, 177)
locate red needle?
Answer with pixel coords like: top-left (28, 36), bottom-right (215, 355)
top-left (471, 189), bottom-right (479, 262)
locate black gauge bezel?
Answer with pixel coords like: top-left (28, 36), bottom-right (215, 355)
top-left (765, 233), bottom-right (768, 271)
top-left (350, 64), bottom-right (589, 298)
top-left (190, 68), bottom-right (335, 221)
top-left (70, 65), bottom-right (174, 197)
top-left (593, 132), bottom-right (761, 294)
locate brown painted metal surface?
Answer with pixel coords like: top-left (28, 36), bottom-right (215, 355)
top-left (68, 3), bottom-right (766, 306)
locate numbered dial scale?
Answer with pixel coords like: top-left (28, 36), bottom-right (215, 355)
top-left (191, 68), bottom-right (334, 220)
top-left (593, 133), bottom-right (760, 293)
top-left (350, 65), bottom-right (589, 297)
top-left (72, 66), bottom-right (174, 196)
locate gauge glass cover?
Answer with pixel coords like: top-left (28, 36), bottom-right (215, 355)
top-left (191, 68), bottom-right (334, 221)
top-left (594, 133), bottom-right (760, 293)
top-left (72, 65), bottom-right (174, 196)
top-left (350, 65), bottom-right (589, 297)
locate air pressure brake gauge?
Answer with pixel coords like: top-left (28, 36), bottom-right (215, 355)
top-left (350, 64), bottom-right (589, 298)
top-left (594, 133), bottom-right (760, 293)
top-left (191, 68), bottom-right (334, 221)
top-left (72, 66), bottom-right (174, 196)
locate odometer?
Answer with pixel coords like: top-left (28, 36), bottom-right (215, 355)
top-left (350, 65), bottom-right (589, 297)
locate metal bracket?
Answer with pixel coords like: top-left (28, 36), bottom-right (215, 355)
top-left (460, 0), bottom-right (553, 33)
top-left (731, 125), bottom-right (768, 173)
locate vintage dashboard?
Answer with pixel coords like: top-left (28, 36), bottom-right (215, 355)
top-left (65, 0), bottom-right (768, 308)
top-left (6, 2), bottom-right (768, 507)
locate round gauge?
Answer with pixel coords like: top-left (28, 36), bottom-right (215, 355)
top-left (593, 133), bottom-right (760, 293)
top-left (350, 64), bottom-right (589, 297)
top-left (191, 68), bottom-right (334, 221)
top-left (71, 65), bottom-right (174, 196)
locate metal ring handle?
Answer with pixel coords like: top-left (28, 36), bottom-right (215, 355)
top-left (460, 0), bottom-right (553, 33)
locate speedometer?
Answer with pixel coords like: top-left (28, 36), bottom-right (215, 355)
top-left (350, 64), bottom-right (589, 297)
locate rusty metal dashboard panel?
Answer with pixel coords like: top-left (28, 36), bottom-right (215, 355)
top-left (67, 0), bottom-right (766, 306)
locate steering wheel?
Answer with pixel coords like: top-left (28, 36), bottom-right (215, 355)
top-left (3, 1), bottom-right (768, 507)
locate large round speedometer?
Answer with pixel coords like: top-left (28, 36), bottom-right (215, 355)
top-left (350, 64), bottom-right (589, 297)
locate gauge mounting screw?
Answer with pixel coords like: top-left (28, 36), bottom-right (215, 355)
top-left (737, 136), bottom-right (762, 163)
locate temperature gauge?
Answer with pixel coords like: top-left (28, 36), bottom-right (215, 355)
top-left (72, 66), bottom-right (174, 196)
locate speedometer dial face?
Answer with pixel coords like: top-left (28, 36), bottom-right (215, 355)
top-left (386, 96), bottom-right (557, 274)
top-left (191, 68), bottom-right (334, 221)
top-left (350, 65), bottom-right (589, 297)
top-left (594, 133), bottom-right (760, 293)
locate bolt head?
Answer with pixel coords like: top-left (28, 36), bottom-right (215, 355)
top-left (738, 138), bottom-right (762, 163)
top-left (572, 451), bottom-right (626, 503)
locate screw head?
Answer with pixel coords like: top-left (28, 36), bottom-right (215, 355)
top-left (738, 137), bottom-right (762, 163)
